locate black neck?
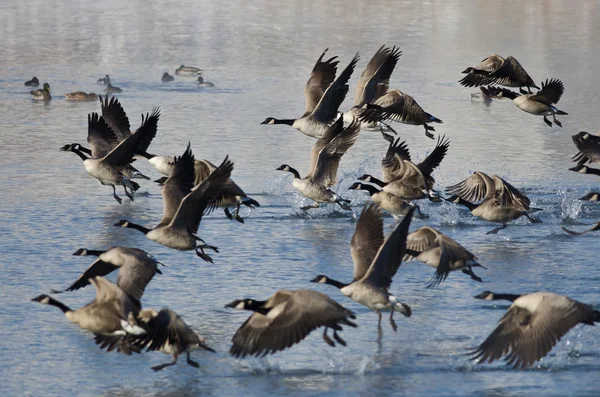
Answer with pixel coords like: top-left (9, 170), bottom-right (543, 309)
top-left (274, 119), bottom-right (295, 126)
top-left (323, 277), bottom-right (349, 289)
top-left (244, 300), bottom-right (269, 315)
top-left (47, 297), bottom-right (72, 313)
top-left (405, 249), bottom-right (421, 257)
top-left (71, 147), bottom-right (90, 161)
top-left (123, 221), bottom-right (151, 234)
top-left (366, 176), bottom-right (386, 187)
top-left (78, 146), bottom-right (92, 156)
top-left (138, 152), bottom-right (155, 160)
top-left (491, 293), bottom-right (521, 302)
top-left (361, 184), bottom-right (381, 196)
top-left (585, 167), bottom-right (600, 176)
top-left (453, 196), bottom-right (477, 211)
top-left (286, 167), bottom-right (301, 179)
top-left (75, 249), bottom-right (105, 257)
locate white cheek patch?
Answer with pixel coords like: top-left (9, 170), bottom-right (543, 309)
top-left (41, 296), bottom-right (50, 304)
top-left (318, 278), bottom-right (327, 284)
top-left (235, 301), bottom-right (246, 310)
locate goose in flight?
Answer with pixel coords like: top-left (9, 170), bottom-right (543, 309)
top-left (459, 54), bottom-right (538, 94)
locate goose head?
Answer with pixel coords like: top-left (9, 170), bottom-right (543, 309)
top-left (474, 291), bottom-right (495, 300)
top-left (261, 117), bottom-right (276, 125)
top-left (310, 275), bottom-right (330, 284)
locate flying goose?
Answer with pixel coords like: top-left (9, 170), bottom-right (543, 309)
top-left (154, 158), bottom-right (260, 223)
top-left (98, 308), bottom-right (215, 371)
top-left (404, 226), bottom-right (485, 288)
top-left (97, 75), bottom-right (111, 85)
top-left (357, 90), bottom-right (443, 139)
top-left (225, 289), bottom-right (356, 357)
top-left (312, 203), bottom-right (414, 338)
top-left (32, 276), bottom-right (144, 337)
top-left (343, 45), bottom-right (402, 127)
top-left (61, 112), bottom-right (157, 203)
top-left (197, 76), bottom-right (215, 87)
top-left (470, 291), bottom-right (600, 369)
top-left (348, 182), bottom-right (414, 220)
top-left (276, 117), bottom-right (360, 211)
top-left (30, 82), bottom-right (51, 101)
top-left (65, 92), bottom-right (99, 101)
top-left (571, 131), bottom-right (600, 166)
top-left (261, 52), bottom-right (359, 139)
top-left (460, 55), bottom-right (538, 94)
top-left (161, 72), bottom-right (175, 82)
top-left (50, 247), bottom-right (163, 303)
top-left (105, 83), bottom-right (123, 93)
top-left (446, 172), bottom-right (541, 234)
top-left (114, 144), bottom-right (233, 263)
top-left (480, 78), bottom-right (567, 127)
top-left (562, 221), bottom-right (600, 236)
top-left (24, 76), bottom-right (39, 87)
top-left (175, 65), bottom-right (202, 76)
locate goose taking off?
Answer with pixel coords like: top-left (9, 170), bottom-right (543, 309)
top-left (261, 51), bottom-right (359, 139)
top-left (571, 131), bottom-right (600, 166)
top-left (312, 203), bottom-right (414, 339)
top-left (446, 172), bottom-right (541, 234)
top-left (115, 144), bottom-right (233, 263)
top-left (470, 291), bottom-right (600, 369)
top-left (226, 289), bottom-right (356, 357)
top-left (404, 226), bottom-right (485, 288)
top-left (50, 247), bottom-right (163, 302)
top-left (277, 117), bottom-right (360, 211)
top-left (480, 78), bottom-right (567, 127)
top-left (459, 55), bottom-right (538, 94)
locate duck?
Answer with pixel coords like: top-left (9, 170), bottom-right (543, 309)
top-left (30, 82), bottom-right (51, 101)
top-left (161, 72), bottom-right (175, 82)
top-left (261, 51), bottom-right (359, 139)
top-left (446, 172), bottom-right (541, 234)
top-left (65, 91), bottom-right (99, 101)
top-left (61, 111), bottom-right (157, 203)
top-left (470, 291), bottom-right (600, 369)
top-left (225, 289), bottom-right (356, 357)
top-left (276, 117), bottom-right (360, 211)
top-left (24, 76), bottom-right (39, 87)
top-left (480, 78), bottom-right (567, 127)
top-left (114, 144), bottom-right (233, 263)
top-left (97, 75), bottom-right (111, 85)
top-left (357, 90), bottom-right (443, 139)
top-left (175, 65), bottom-right (202, 76)
top-left (571, 131), bottom-right (600, 166)
top-left (197, 76), bottom-right (214, 87)
top-left (404, 226), bottom-right (485, 287)
top-left (348, 182), bottom-right (414, 220)
top-left (311, 203), bottom-right (414, 339)
top-left (105, 83), bottom-right (123, 93)
top-left (459, 55), bottom-right (538, 94)
top-left (50, 247), bottom-right (163, 303)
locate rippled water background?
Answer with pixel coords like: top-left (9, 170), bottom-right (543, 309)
top-left (2, 1), bottom-right (600, 396)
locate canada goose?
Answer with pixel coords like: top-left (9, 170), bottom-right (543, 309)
top-left (61, 111), bottom-right (157, 203)
top-left (114, 145), bottom-right (233, 263)
top-left (357, 90), bottom-right (442, 139)
top-left (261, 52), bottom-right (359, 139)
top-left (276, 117), bottom-right (360, 211)
top-left (348, 182), bottom-right (414, 220)
top-left (569, 164), bottom-right (600, 177)
top-left (481, 78), bottom-right (567, 127)
top-left (98, 308), bottom-right (215, 371)
top-left (65, 92), bottom-right (99, 101)
top-left (446, 172), bottom-right (541, 234)
top-left (311, 203), bottom-right (414, 339)
top-left (343, 45), bottom-right (402, 127)
top-left (30, 82), bottom-right (51, 101)
top-left (561, 221), bottom-right (600, 236)
top-left (404, 226), bottom-right (485, 287)
top-left (460, 55), bottom-right (538, 94)
top-left (97, 75), bottom-right (111, 85)
top-left (24, 76), bottom-right (39, 87)
top-left (105, 83), bottom-right (123, 93)
top-left (197, 76), bottom-right (215, 87)
top-left (32, 276), bottom-right (144, 337)
top-left (470, 291), bottom-right (600, 369)
top-left (50, 247), bottom-right (163, 302)
top-left (571, 131), bottom-right (600, 165)
top-left (175, 65), bottom-right (202, 76)
top-left (226, 289), bottom-right (356, 357)
top-left (161, 72), bottom-right (175, 82)
top-left (580, 192), bottom-right (600, 201)
top-left (357, 174), bottom-right (436, 202)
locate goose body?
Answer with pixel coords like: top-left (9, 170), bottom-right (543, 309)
top-left (348, 182), bottom-right (412, 220)
top-left (30, 82), bottom-right (51, 100)
top-left (65, 91), bottom-right (98, 101)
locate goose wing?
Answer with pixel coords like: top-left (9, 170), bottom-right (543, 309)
top-left (350, 203), bottom-right (384, 281)
top-left (159, 144), bottom-right (196, 225)
top-left (302, 49), bottom-right (339, 118)
top-left (99, 94), bottom-right (131, 141)
top-left (417, 135), bottom-right (450, 177)
top-left (52, 257), bottom-right (118, 293)
top-left (359, 90), bottom-right (431, 125)
top-left (354, 46), bottom-right (401, 106)
top-left (571, 132), bottom-right (600, 164)
top-left (101, 108), bottom-right (158, 166)
top-left (446, 171), bottom-right (495, 202)
top-left (487, 56), bottom-right (535, 87)
top-left (230, 290), bottom-right (356, 358)
top-left (194, 159), bottom-right (216, 184)
top-left (310, 118), bottom-right (360, 187)
top-left (135, 309), bottom-right (206, 352)
top-left (528, 78), bottom-right (564, 105)
top-left (170, 156), bottom-right (234, 234)
top-left (404, 226), bottom-right (438, 262)
top-left (354, 45), bottom-right (390, 106)
top-left (362, 207), bottom-right (415, 289)
top-left (311, 53), bottom-right (359, 124)
top-left (381, 137), bottom-right (411, 182)
top-left (131, 108), bottom-right (160, 155)
top-left (469, 293), bottom-right (595, 369)
top-left (194, 159), bottom-right (246, 204)
top-left (115, 253), bottom-right (160, 301)
top-left (492, 176), bottom-right (530, 210)
top-left (87, 113), bottom-right (119, 159)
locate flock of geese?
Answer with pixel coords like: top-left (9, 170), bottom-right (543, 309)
top-left (25, 65), bottom-right (214, 101)
top-left (32, 46), bottom-right (600, 372)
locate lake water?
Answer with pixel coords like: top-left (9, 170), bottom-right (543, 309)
top-left (2, 0), bottom-right (600, 396)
